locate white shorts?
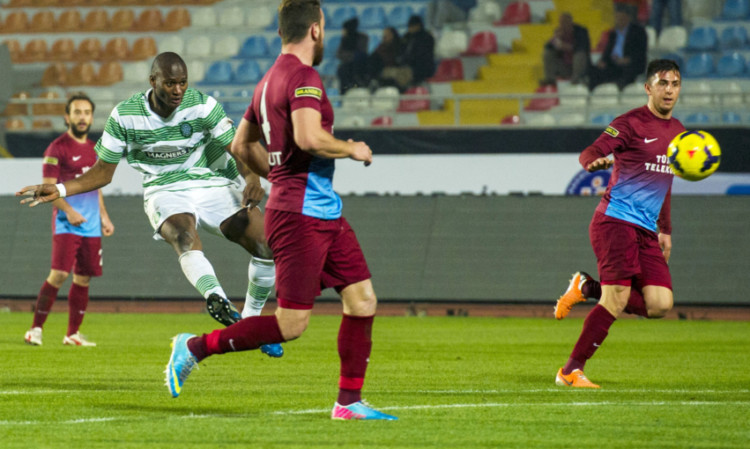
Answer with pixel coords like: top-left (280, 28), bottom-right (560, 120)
top-left (143, 185), bottom-right (244, 241)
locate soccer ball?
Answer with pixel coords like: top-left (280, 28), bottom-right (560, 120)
top-left (667, 130), bottom-right (721, 181)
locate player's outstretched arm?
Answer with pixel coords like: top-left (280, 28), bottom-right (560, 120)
top-left (17, 159), bottom-right (118, 207)
top-left (231, 117), bottom-right (270, 178)
top-left (291, 108), bottom-right (372, 166)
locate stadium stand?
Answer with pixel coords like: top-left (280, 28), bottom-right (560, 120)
top-left (495, 1), bottom-right (532, 26)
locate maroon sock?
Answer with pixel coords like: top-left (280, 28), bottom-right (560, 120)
top-left (337, 314), bottom-right (374, 406)
top-left (563, 305), bottom-right (616, 375)
top-left (32, 281), bottom-right (59, 328)
top-left (187, 315), bottom-right (285, 362)
top-left (66, 283), bottom-right (89, 336)
top-left (581, 278), bottom-right (602, 300)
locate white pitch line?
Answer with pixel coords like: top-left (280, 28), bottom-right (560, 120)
top-left (410, 388), bottom-right (750, 394)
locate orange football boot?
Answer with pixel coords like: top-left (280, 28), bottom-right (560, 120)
top-left (555, 368), bottom-right (600, 388)
top-left (554, 271), bottom-right (591, 320)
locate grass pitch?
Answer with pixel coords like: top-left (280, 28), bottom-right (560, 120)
top-left (1, 311), bottom-right (748, 448)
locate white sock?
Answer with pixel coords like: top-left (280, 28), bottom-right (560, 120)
top-left (178, 250), bottom-right (227, 300)
top-left (242, 256), bottom-right (275, 318)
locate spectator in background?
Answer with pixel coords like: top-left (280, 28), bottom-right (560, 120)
top-left (588, 6), bottom-right (647, 90)
top-left (541, 12), bottom-right (591, 86)
top-left (400, 15), bottom-right (435, 87)
top-left (649, 0), bottom-right (682, 36)
top-left (336, 17), bottom-right (369, 93)
top-left (367, 27), bottom-right (403, 88)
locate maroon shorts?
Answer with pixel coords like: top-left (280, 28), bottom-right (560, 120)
top-left (265, 209), bottom-right (371, 310)
top-left (51, 233), bottom-right (103, 277)
top-left (589, 212), bottom-right (671, 289)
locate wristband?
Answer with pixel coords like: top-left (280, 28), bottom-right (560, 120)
top-left (55, 183), bottom-right (67, 198)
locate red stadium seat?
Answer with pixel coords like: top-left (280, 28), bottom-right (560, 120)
top-left (97, 61), bottom-right (124, 85)
top-left (500, 114), bottom-right (522, 125)
top-left (397, 86), bottom-right (430, 112)
top-left (101, 37), bottom-right (130, 61)
top-left (428, 58), bottom-right (464, 82)
top-left (462, 31), bottom-right (498, 56)
top-left (129, 37), bottom-right (157, 61)
top-left (525, 84), bottom-right (559, 111)
top-left (28, 10), bottom-right (55, 33)
top-left (50, 38), bottom-right (76, 62)
top-left (83, 9), bottom-right (110, 32)
top-left (133, 9), bottom-right (163, 31)
top-left (163, 7), bottom-right (191, 31)
top-left (56, 10), bottom-right (83, 32)
top-left (110, 9), bottom-right (136, 32)
top-left (77, 38), bottom-right (103, 62)
top-left (371, 116), bottom-right (393, 126)
top-left (69, 62), bottom-right (98, 86)
top-left (41, 63), bottom-right (69, 87)
top-left (21, 39), bottom-right (48, 63)
top-left (3, 11), bottom-right (29, 33)
top-left (494, 1), bottom-right (531, 26)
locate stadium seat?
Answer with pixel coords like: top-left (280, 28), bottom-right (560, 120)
top-left (50, 38), bottom-right (75, 62)
top-left (159, 35), bottom-right (185, 55)
top-left (329, 5), bottom-right (358, 29)
top-left (3, 39), bottom-right (21, 63)
top-left (234, 60), bottom-right (263, 84)
top-left (238, 36), bottom-right (269, 59)
top-left (97, 61), bottom-right (124, 86)
top-left (720, 0), bottom-right (750, 20)
top-left (371, 115), bottom-right (393, 126)
top-left (77, 38), bottom-right (103, 62)
top-left (32, 118), bottom-right (54, 131)
top-left (684, 52), bottom-right (715, 77)
top-left (5, 117), bottom-right (30, 131)
top-left (500, 114), bottom-right (522, 125)
top-left (645, 26), bottom-right (657, 50)
top-left (368, 33), bottom-right (381, 54)
top-left (213, 36), bottom-right (240, 59)
top-left (123, 61), bottom-right (148, 83)
top-left (327, 86), bottom-right (341, 108)
top-left (32, 90), bottom-right (65, 116)
top-left (714, 80), bottom-right (744, 106)
top-left (717, 52), bottom-right (747, 77)
top-left (660, 52), bottom-right (684, 69)
top-left (683, 112), bottom-right (712, 125)
top-left (719, 26), bottom-right (748, 50)
top-left (269, 35), bottom-right (282, 57)
top-left (681, 80), bottom-right (713, 106)
top-left (686, 26), bottom-right (718, 52)
top-left (203, 61), bottom-right (233, 84)
top-left (524, 84), bottom-right (558, 111)
top-left (342, 87), bottom-right (371, 110)
top-left (191, 7), bottom-right (216, 27)
top-left (435, 30), bottom-right (469, 59)
top-left (324, 35), bottom-right (342, 59)
top-left (428, 58), bottom-right (464, 82)
top-left (187, 60), bottom-right (206, 82)
top-left (371, 86), bottom-right (400, 111)
top-left (219, 6), bottom-right (245, 28)
top-left (130, 37), bottom-right (157, 61)
top-left (397, 86), bottom-right (430, 112)
top-left (3, 11), bottom-right (29, 33)
top-left (722, 111), bottom-right (743, 124)
top-left (56, 10), bottom-right (82, 32)
top-left (185, 36), bottom-right (212, 59)
top-left (590, 113), bottom-right (616, 126)
top-left (590, 83), bottom-right (620, 106)
top-left (133, 9), bottom-right (163, 31)
top-left (557, 112), bottom-right (586, 126)
top-left (164, 7), bottom-right (191, 31)
top-left (494, 1), bottom-right (531, 26)
top-left (468, 0), bottom-right (503, 24)
top-left (558, 84), bottom-right (588, 107)
top-left (28, 10), bottom-right (55, 33)
top-left (110, 9), bottom-right (136, 32)
top-left (462, 31), bottom-right (498, 56)
top-left (41, 63), bottom-right (68, 87)
top-left (102, 37), bottom-right (130, 61)
top-left (83, 9), bottom-right (109, 32)
top-left (318, 59), bottom-right (338, 77)
top-left (524, 112), bottom-right (556, 126)
top-left (655, 26), bottom-right (687, 52)
top-left (69, 62), bottom-right (98, 86)
top-left (2, 91), bottom-right (29, 116)
top-left (21, 39), bottom-right (48, 63)
top-left (360, 6), bottom-right (386, 29)
top-left (620, 82), bottom-right (644, 107)
top-left (338, 114), bottom-right (366, 127)
top-left (387, 5), bottom-right (414, 28)
top-left (247, 4), bottom-right (274, 29)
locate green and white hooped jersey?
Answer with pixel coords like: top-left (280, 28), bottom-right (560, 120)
top-left (95, 88), bottom-right (239, 197)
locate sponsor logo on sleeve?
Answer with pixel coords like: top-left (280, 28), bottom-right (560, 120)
top-left (294, 87), bottom-right (322, 99)
top-left (604, 126), bottom-right (619, 138)
top-left (43, 156), bottom-right (59, 165)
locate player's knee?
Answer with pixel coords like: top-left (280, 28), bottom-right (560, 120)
top-left (47, 270), bottom-right (69, 286)
top-left (648, 296), bottom-right (673, 318)
top-left (278, 317), bottom-right (308, 341)
top-left (174, 230), bottom-right (197, 252)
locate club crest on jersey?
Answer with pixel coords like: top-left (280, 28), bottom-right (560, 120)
top-left (604, 126), bottom-right (619, 138)
top-left (179, 121), bottom-right (192, 138)
top-left (295, 87), bottom-right (322, 99)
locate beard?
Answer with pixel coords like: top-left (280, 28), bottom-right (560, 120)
top-left (69, 122), bottom-right (91, 138)
top-left (312, 39), bottom-right (324, 66)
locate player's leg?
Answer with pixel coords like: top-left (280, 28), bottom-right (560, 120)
top-left (63, 236), bottom-right (102, 346)
top-left (636, 230), bottom-right (674, 318)
top-left (220, 204), bottom-right (282, 356)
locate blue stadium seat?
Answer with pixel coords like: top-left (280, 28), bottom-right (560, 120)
top-left (717, 52), bottom-right (746, 77)
top-left (720, 26), bottom-right (748, 49)
top-left (202, 61), bottom-right (233, 84)
top-left (721, 0), bottom-right (750, 20)
top-left (238, 36), bottom-right (269, 59)
top-left (360, 6), bottom-right (386, 29)
top-left (266, 13), bottom-right (278, 31)
top-left (683, 112), bottom-right (712, 125)
top-left (684, 53), bottom-right (714, 77)
top-left (722, 111), bottom-right (743, 124)
top-left (327, 86), bottom-right (341, 108)
top-left (234, 60), bottom-right (263, 85)
top-left (686, 26), bottom-right (718, 52)
top-left (368, 33), bottom-right (381, 53)
top-left (269, 35), bottom-right (282, 57)
top-left (661, 52), bottom-right (684, 68)
top-left (387, 5), bottom-right (414, 28)
top-left (325, 34), bottom-right (342, 58)
top-left (590, 113), bottom-right (616, 126)
top-left (328, 5), bottom-right (358, 29)
top-left (318, 59), bottom-right (338, 77)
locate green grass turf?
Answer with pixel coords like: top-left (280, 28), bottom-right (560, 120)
top-left (1, 312), bottom-right (748, 448)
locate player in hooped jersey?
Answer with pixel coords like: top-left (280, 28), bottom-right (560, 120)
top-left (554, 59), bottom-right (686, 388)
top-left (17, 53), bottom-right (282, 358)
top-left (161, 0), bottom-right (397, 420)
top-left (24, 94), bottom-right (115, 347)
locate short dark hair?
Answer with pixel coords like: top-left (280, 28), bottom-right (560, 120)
top-left (646, 59), bottom-right (681, 80)
top-left (65, 92), bottom-right (95, 114)
top-left (278, 0), bottom-right (321, 45)
top-left (151, 52), bottom-right (187, 78)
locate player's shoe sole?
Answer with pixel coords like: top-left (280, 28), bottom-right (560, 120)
top-left (554, 271), bottom-right (591, 320)
top-left (260, 343), bottom-right (284, 358)
top-left (205, 293), bottom-right (242, 327)
top-left (24, 327), bottom-right (43, 346)
top-left (63, 332), bottom-right (96, 346)
top-left (165, 333), bottom-right (198, 398)
top-left (331, 400), bottom-right (398, 420)
top-left (555, 368), bottom-right (600, 388)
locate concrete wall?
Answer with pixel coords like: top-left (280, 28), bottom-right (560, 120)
top-left (2, 195), bottom-right (748, 304)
